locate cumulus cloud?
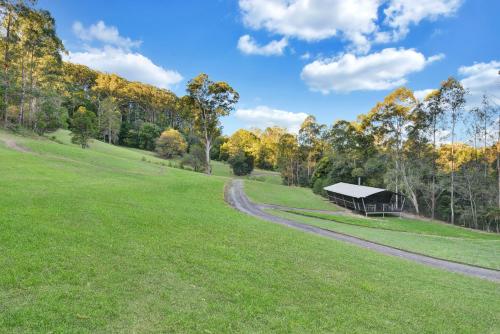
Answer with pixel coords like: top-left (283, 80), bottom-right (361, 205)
top-left (238, 0), bottom-right (463, 52)
top-left (416, 60), bottom-right (500, 106)
top-left (458, 60), bottom-right (500, 105)
top-left (414, 89), bottom-right (436, 101)
top-left (384, 0), bottom-right (462, 40)
top-left (64, 47), bottom-right (182, 89)
top-left (67, 20), bottom-right (182, 89)
top-left (301, 48), bottom-right (443, 93)
top-left (72, 21), bottom-right (141, 50)
top-left (235, 105), bottom-right (308, 133)
top-left (237, 34), bottom-right (288, 56)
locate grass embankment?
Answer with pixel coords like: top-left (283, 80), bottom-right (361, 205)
top-left (244, 180), bottom-right (341, 211)
top-left (1, 129), bottom-right (499, 333)
top-left (267, 209), bottom-right (500, 270)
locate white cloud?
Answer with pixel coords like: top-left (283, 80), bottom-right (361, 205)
top-left (239, 0), bottom-right (379, 52)
top-left (414, 89), bottom-right (436, 101)
top-left (64, 47), bottom-right (182, 89)
top-left (301, 48), bottom-right (442, 93)
top-left (459, 60), bottom-right (500, 105)
top-left (237, 34), bottom-right (288, 56)
top-left (67, 20), bottom-right (182, 89)
top-left (384, 0), bottom-right (462, 40)
top-left (300, 52), bottom-right (311, 60)
top-left (239, 0), bottom-right (463, 52)
top-left (72, 21), bottom-right (141, 50)
top-left (235, 105), bottom-right (308, 133)
top-left (416, 60), bottom-right (500, 106)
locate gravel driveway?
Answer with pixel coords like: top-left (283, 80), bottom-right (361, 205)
top-left (225, 179), bottom-right (500, 282)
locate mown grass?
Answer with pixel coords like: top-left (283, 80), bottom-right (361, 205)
top-left (244, 180), bottom-right (341, 211)
top-left (287, 210), bottom-right (500, 240)
top-left (1, 129), bottom-right (499, 333)
top-left (267, 209), bottom-right (500, 270)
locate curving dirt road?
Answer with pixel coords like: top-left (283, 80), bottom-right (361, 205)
top-left (225, 179), bottom-right (500, 282)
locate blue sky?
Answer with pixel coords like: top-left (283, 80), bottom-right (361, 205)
top-left (39, 0), bottom-right (499, 134)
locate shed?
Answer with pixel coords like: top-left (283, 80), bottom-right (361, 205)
top-left (323, 182), bottom-right (405, 216)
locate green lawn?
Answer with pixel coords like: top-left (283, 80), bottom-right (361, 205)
top-left (1, 130), bottom-right (499, 333)
top-left (287, 210), bottom-right (500, 239)
top-left (244, 180), bottom-right (341, 210)
top-left (211, 160), bottom-right (283, 185)
top-left (267, 209), bottom-right (500, 270)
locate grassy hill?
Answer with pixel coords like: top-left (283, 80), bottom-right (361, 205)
top-left (1, 130), bottom-right (499, 333)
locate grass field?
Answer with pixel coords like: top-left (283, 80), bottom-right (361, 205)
top-left (244, 180), bottom-right (341, 210)
top-left (1, 129), bottom-right (500, 333)
top-left (287, 210), bottom-right (500, 239)
top-left (267, 209), bottom-right (500, 269)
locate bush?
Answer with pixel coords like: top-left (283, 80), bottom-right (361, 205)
top-left (180, 145), bottom-right (206, 172)
top-left (155, 129), bottom-right (187, 159)
top-left (228, 150), bottom-right (254, 176)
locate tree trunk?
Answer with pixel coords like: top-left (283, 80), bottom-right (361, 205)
top-left (18, 54), bottom-right (26, 125)
top-left (431, 118), bottom-right (437, 220)
top-left (401, 162), bottom-right (419, 214)
top-left (450, 121), bottom-right (455, 224)
top-left (498, 111), bottom-right (500, 209)
top-left (27, 50), bottom-right (35, 127)
top-left (205, 139), bottom-right (212, 174)
top-left (3, 11), bottom-right (13, 127)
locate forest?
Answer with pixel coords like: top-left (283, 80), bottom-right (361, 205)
top-left (1, 1), bottom-right (499, 232)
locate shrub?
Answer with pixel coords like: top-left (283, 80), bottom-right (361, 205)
top-left (228, 150), bottom-right (254, 176)
top-left (155, 129), bottom-right (187, 159)
top-left (180, 145), bottom-right (206, 172)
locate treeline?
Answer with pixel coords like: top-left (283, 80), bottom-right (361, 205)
top-left (261, 82), bottom-right (498, 232)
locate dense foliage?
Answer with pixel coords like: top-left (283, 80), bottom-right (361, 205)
top-left (228, 150), bottom-right (254, 176)
top-left (155, 128), bottom-right (187, 159)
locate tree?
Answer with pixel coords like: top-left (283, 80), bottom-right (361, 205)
top-left (277, 133), bottom-right (299, 186)
top-left (210, 135), bottom-right (228, 161)
top-left (255, 126), bottom-right (285, 170)
top-left (186, 73), bottom-right (239, 174)
top-left (221, 129), bottom-right (259, 160)
top-left (98, 97), bottom-right (121, 144)
top-left (422, 89), bottom-right (444, 219)
top-left (298, 115), bottom-right (326, 183)
top-left (1, 0), bottom-right (23, 127)
top-left (362, 87), bottom-right (420, 213)
top-left (155, 128), bottom-right (187, 159)
top-left (138, 122), bottom-right (161, 150)
top-left (228, 149), bottom-right (254, 176)
top-left (440, 77), bottom-right (466, 224)
top-left (34, 90), bottom-right (67, 135)
top-left (70, 106), bottom-right (96, 148)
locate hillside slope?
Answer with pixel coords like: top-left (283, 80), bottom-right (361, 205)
top-left (0, 130), bottom-right (499, 333)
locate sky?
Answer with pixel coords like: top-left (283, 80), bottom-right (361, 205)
top-left (39, 0), bottom-right (500, 134)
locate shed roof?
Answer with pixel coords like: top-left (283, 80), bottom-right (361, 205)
top-left (323, 182), bottom-right (388, 199)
